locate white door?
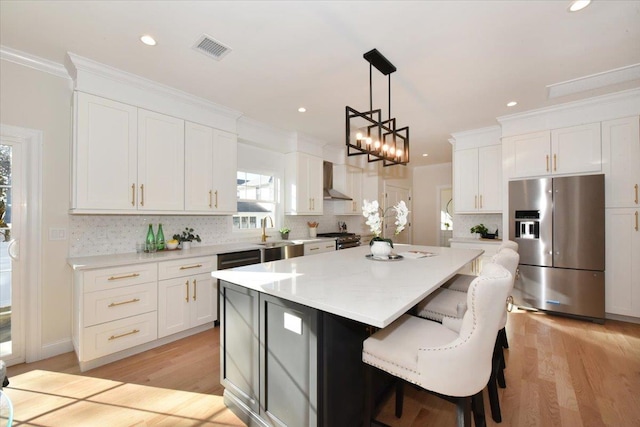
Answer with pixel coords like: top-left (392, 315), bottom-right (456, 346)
top-left (384, 183), bottom-right (411, 244)
top-left (0, 140), bottom-right (24, 365)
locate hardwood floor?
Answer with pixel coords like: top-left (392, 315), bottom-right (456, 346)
top-left (4, 309), bottom-right (640, 426)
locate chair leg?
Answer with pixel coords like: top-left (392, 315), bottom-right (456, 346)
top-left (471, 391), bottom-right (486, 427)
top-left (494, 336), bottom-right (507, 389)
top-left (455, 397), bottom-right (472, 427)
top-left (499, 327), bottom-right (509, 349)
top-left (487, 361), bottom-right (503, 424)
top-left (395, 379), bottom-right (404, 418)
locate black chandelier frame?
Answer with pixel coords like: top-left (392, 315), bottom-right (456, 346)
top-left (345, 48), bottom-right (410, 167)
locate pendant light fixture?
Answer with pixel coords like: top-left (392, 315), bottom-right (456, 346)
top-left (346, 48), bottom-right (410, 166)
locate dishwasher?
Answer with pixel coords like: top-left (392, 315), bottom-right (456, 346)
top-left (215, 249), bottom-right (262, 325)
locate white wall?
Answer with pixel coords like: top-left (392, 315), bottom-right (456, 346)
top-left (411, 163), bottom-right (452, 245)
top-left (0, 59), bottom-right (73, 351)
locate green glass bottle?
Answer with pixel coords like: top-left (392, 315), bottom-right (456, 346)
top-left (156, 223), bottom-right (165, 251)
top-left (145, 224), bottom-right (156, 253)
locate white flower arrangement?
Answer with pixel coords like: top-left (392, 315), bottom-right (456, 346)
top-left (362, 199), bottom-right (409, 247)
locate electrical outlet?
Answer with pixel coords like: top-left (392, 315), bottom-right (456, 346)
top-left (49, 228), bottom-right (67, 241)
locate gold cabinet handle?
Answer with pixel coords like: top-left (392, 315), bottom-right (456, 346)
top-left (140, 184), bottom-right (145, 206)
top-left (109, 329), bottom-right (140, 341)
top-left (108, 298), bottom-right (140, 307)
top-left (185, 280), bottom-right (189, 302)
top-left (546, 155), bottom-right (549, 172)
top-left (179, 264), bottom-right (203, 270)
top-left (474, 195), bottom-right (477, 209)
top-left (310, 247), bottom-right (319, 251)
top-left (480, 194), bottom-right (483, 209)
top-left (214, 190), bottom-right (218, 208)
top-left (131, 183), bottom-right (136, 206)
top-left (209, 190), bottom-right (213, 208)
top-left (635, 184), bottom-right (638, 204)
top-left (108, 273), bottom-right (140, 281)
top-left (553, 154), bottom-right (557, 171)
top-left (635, 211), bottom-right (638, 231)
top-left (193, 278), bottom-right (197, 301)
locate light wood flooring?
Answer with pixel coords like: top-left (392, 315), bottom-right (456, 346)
top-left (4, 309), bottom-right (640, 426)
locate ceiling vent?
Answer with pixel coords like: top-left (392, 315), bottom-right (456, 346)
top-left (193, 34), bottom-right (232, 61)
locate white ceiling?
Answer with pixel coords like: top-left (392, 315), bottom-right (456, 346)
top-left (1, 1), bottom-right (639, 167)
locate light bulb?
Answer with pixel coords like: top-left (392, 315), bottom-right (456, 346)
top-left (382, 144), bottom-right (389, 152)
top-left (356, 132), bottom-right (363, 140)
top-left (396, 149), bottom-right (403, 158)
top-left (365, 137), bottom-right (372, 145)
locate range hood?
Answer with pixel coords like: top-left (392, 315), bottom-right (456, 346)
top-left (323, 161), bottom-right (352, 201)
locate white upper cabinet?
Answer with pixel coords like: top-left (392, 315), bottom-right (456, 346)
top-left (505, 123), bottom-right (601, 179)
top-left (184, 122), bottom-right (238, 214)
top-left (137, 109), bottom-right (185, 211)
top-left (454, 145), bottom-right (502, 213)
top-left (73, 92), bottom-right (138, 211)
top-left (602, 116), bottom-right (640, 208)
top-left (334, 165), bottom-right (363, 215)
top-left (452, 126), bottom-right (502, 214)
top-left (285, 152), bottom-right (323, 215)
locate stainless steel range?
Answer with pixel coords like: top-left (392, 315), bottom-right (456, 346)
top-left (316, 232), bottom-right (361, 250)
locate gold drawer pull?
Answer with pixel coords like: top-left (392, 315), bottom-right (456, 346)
top-left (553, 154), bottom-right (557, 171)
top-left (140, 184), bottom-right (145, 206)
top-left (214, 190), bottom-right (219, 208)
top-left (546, 155), bottom-right (549, 172)
top-left (108, 298), bottom-right (140, 307)
top-left (310, 247), bottom-right (319, 251)
top-left (325, 245), bottom-right (334, 249)
top-left (209, 190), bottom-right (213, 208)
top-left (131, 183), bottom-right (136, 206)
top-left (193, 279), bottom-right (197, 301)
top-left (185, 280), bottom-right (189, 302)
top-left (179, 264), bottom-right (203, 270)
top-left (108, 329), bottom-right (140, 341)
top-left (108, 273), bottom-right (140, 281)
top-left (635, 211), bottom-right (638, 231)
top-left (635, 184), bottom-right (638, 204)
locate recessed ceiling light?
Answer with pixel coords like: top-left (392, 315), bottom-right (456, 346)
top-left (568, 0), bottom-right (591, 12)
top-left (422, 153), bottom-right (429, 157)
top-left (140, 35), bottom-right (157, 46)
top-left (298, 107), bottom-right (306, 113)
top-left (507, 101), bottom-right (518, 107)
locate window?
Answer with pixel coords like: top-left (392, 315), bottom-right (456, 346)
top-left (234, 171), bottom-right (279, 230)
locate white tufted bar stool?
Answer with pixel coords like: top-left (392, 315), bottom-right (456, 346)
top-left (412, 247), bottom-right (519, 422)
top-left (362, 263), bottom-right (512, 427)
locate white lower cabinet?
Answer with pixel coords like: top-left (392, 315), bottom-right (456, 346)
top-left (157, 256), bottom-right (218, 338)
top-left (605, 208), bottom-right (640, 318)
top-left (73, 263), bottom-right (158, 368)
top-left (450, 240), bottom-right (500, 275)
top-left (72, 255), bottom-right (217, 370)
top-left (304, 240), bottom-right (336, 255)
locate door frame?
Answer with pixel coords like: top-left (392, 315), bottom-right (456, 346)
top-left (0, 124), bottom-right (43, 364)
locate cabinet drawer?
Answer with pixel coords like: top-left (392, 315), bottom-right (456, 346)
top-left (84, 282), bottom-right (158, 327)
top-left (81, 311), bottom-right (158, 361)
top-left (158, 256), bottom-right (216, 280)
top-left (304, 241), bottom-right (336, 255)
top-left (83, 263), bottom-right (157, 293)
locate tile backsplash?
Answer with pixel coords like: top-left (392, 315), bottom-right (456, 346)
top-left (69, 202), bottom-right (369, 257)
top-left (452, 213), bottom-right (502, 239)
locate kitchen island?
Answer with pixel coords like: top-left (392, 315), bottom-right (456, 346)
top-left (212, 244), bottom-right (482, 427)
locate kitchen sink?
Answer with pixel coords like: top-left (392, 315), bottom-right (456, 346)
top-left (258, 241), bottom-right (304, 261)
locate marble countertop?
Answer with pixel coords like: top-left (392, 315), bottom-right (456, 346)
top-left (68, 238), bottom-right (336, 270)
top-left (213, 244), bottom-right (483, 328)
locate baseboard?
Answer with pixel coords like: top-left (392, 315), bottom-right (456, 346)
top-left (40, 338), bottom-right (74, 361)
top-left (605, 312), bottom-right (640, 325)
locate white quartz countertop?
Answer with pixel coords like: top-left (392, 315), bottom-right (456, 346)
top-left (449, 237), bottom-right (503, 245)
top-left (68, 238), bottom-right (335, 270)
top-left (213, 244), bottom-right (483, 328)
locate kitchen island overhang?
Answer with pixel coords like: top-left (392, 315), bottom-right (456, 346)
top-left (213, 245), bottom-right (482, 427)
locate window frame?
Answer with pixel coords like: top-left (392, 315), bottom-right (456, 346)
top-left (233, 168), bottom-right (283, 237)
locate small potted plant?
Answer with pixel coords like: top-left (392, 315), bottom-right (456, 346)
top-left (279, 227), bottom-right (291, 240)
top-left (173, 227), bottom-right (201, 250)
top-left (470, 224), bottom-right (489, 239)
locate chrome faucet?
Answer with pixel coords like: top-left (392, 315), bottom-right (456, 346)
top-left (261, 216), bottom-right (274, 242)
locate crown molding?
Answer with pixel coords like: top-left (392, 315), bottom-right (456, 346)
top-left (497, 87), bottom-right (640, 137)
top-left (0, 45), bottom-right (70, 79)
top-left (547, 63), bottom-right (640, 99)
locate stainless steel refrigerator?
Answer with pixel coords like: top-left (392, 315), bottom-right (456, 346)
top-left (509, 174), bottom-right (605, 321)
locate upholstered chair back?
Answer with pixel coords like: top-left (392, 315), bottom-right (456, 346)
top-left (416, 263), bottom-right (512, 396)
top-left (498, 240), bottom-right (518, 253)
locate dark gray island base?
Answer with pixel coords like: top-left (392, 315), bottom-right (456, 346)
top-left (220, 280), bottom-right (391, 427)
